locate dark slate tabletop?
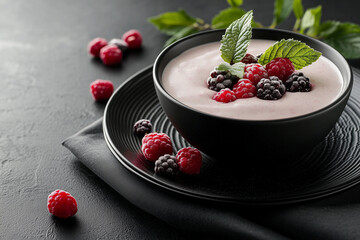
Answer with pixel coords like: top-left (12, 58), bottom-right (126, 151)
top-left (1, 0), bottom-right (359, 239)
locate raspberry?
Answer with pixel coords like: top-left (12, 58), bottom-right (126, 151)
top-left (285, 72), bottom-right (312, 92)
top-left (90, 79), bottom-right (114, 101)
top-left (88, 37), bottom-right (108, 57)
top-left (207, 70), bottom-right (239, 92)
top-left (99, 45), bottom-right (123, 66)
top-left (133, 119), bottom-right (152, 136)
top-left (154, 154), bottom-right (179, 176)
top-left (47, 189), bottom-right (77, 219)
top-left (257, 76), bottom-right (286, 100)
top-left (212, 88), bottom-right (236, 103)
top-left (240, 53), bottom-right (258, 64)
top-left (176, 147), bottom-right (202, 175)
top-left (233, 79), bottom-right (256, 98)
top-left (142, 133), bottom-right (173, 162)
top-left (266, 58), bottom-right (295, 81)
top-left (122, 29), bottom-right (142, 49)
top-left (243, 64), bottom-right (268, 85)
top-left (108, 38), bottom-right (129, 52)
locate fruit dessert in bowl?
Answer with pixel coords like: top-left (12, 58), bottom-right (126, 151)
top-left (153, 11), bottom-right (353, 162)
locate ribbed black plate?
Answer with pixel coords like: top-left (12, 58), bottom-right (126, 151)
top-left (104, 65), bottom-right (360, 205)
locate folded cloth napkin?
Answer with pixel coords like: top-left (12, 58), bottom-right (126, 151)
top-left (63, 69), bottom-right (360, 240)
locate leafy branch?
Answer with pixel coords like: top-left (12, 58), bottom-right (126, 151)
top-left (148, 0), bottom-right (360, 59)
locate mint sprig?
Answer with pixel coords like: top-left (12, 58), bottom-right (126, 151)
top-left (258, 39), bottom-right (322, 69)
top-left (148, 0), bottom-right (360, 60)
top-left (220, 10), bottom-right (253, 64)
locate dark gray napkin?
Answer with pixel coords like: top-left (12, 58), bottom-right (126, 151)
top-left (63, 119), bottom-right (288, 240)
top-left (63, 69), bottom-right (360, 240)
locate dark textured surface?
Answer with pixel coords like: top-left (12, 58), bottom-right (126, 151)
top-left (1, 0), bottom-right (360, 239)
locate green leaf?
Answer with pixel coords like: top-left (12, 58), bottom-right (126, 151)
top-left (293, 0), bottom-right (303, 19)
top-left (227, 0), bottom-right (243, 8)
top-left (220, 10), bottom-right (253, 64)
top-left (323, 23), bottom-right (360, 59)
top-left (211, 8), bottom-right (246, 29)
top-left (164, 25), bottom-right (200, 47)
top-left (317, 21), bottom-right (340, 38)
top-left (148, 9), bottom-right (197, 36)
top-left (300, 6), bottom-right (322, 36)
top-left (271, 0), bottom-right (294, 27)
top-left (217, 62), bottom-right (245, 78)
top-left (258, 39), bottom-right (322, 70)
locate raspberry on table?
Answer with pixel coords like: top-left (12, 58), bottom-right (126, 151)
top-left (133, 119), bottom-right (152, 136)
top-left (122, 29), bottom-right (142, 49)
top-left (154, 154), bottom-right (179, 176)
top-left (243, 63), bottom-right (268, 85)
top-left (90, 79), bottom-right (114, 101)
top-left (207, 70), bottom-right (239, 92)
top-left (47, 189), bottom-right (77, 219)
top-left (108, 38), bottom-right (129, 52)
top-left (257, 76), bottom-right (286, 100)
top-left (212, 88), bottom-right (236, 103)
top-left (240, 53), bottom-right (258, 64)
top-left (142, 133), bottom-right (173, 162)
top-left (176, 147), bottom-right (202, 175)
top-left (88, 37), bottom-right (108, 57)
top-left (233, 79), bottom-right (256, 99)
top-left (266, 58), bottom-right (295, 81)
top-left (100, 45), bottom-right (123, 66)
top-left (285, 72), bottom-right (312, 92)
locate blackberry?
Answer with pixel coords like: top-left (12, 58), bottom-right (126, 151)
top-left (133, 119), bottom-right (152, 136)
top-left (285, 72), bottom-right (311, 92)
top-left (108, 38), bottom-right (129, 52)
top-left (257, 76), bottom-right (286, 100)
top-left (207, 69), bottom-right (239, 91)
top-left (154, 154), bottom-right (179, 176)
top-left (240, 53), bottom-right (258, 64)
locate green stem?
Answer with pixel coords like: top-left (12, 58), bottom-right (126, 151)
top-left (269, 22), bottom-right (277, 29)
top-left (293, 18), bottom-right (301, 31)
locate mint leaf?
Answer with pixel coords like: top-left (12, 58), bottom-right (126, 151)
top-left (148, 9), bottom-right (198, 36)
top-left (317, 21), bottom-right (340, 38)
top-left (323, 23), bottom-right (360, 59)
top-left (217, 62), bottom-right (245, 78)
top-left (293, 0), bottom-right (303, 19)
top-left (258, 39), bottom-right (322, 70)
top-left (292, 0), bottom-right (303, 30)
top-left (164, 25), bottom-right (200, 46)
top-left (271, 0), bottom-right (294, 27)
top-left (220, 10), bottom-right (253, 64)
top-left (227, 0), bottom-right (243, 8)
top-left (211, 8), bottom-right (245, 29)
top-left (300, 6), bottom-right (322, 36)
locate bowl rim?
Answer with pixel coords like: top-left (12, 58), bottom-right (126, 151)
top-left (153, 28), bottom-right (353, 123)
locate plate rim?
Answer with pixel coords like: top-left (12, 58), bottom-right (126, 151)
top-left (103, 65), bottom-right (360, 206)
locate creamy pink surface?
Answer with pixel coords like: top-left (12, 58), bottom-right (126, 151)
top-left (162, 40), bottom-right (343, 120)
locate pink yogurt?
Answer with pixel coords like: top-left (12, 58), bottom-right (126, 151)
top-left (162, 40), bottom-right (343, 120)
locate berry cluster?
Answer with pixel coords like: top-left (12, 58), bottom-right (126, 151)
top-left (207, 54), bottom-right (312, 102)
top-left (88, 29), bottom-right (142, 66)
top-left (134, 119), bottom-right (202, 177)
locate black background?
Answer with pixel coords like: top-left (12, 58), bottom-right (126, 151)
top-left (1, 0), bottom-right (360, 239)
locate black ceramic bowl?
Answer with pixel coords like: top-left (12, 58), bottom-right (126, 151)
top-left (153, 29), bottom-right (353, 162)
